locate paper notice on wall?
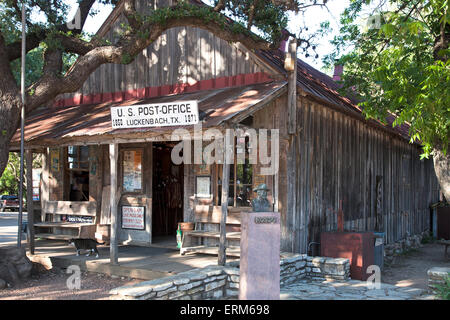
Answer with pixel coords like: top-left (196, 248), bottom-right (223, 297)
top-left (123, 150), bottom-right (142, 192)
top-left (122, 206), bottom-right (145, 230)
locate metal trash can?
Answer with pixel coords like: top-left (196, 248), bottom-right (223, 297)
top-left (373, 232), bottom-right (385, 271)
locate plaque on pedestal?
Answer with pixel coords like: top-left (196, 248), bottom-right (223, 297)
top-left (239, 211), bottom-right (280, 300)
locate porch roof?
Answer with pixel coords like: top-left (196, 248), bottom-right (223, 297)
top-left (11, 81), bottom-right (286, 149)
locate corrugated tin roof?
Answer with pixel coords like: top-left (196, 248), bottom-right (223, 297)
top-left (256, 49), bottom-right (412, 141)
top-left (11, 81), bottom-right (286, 148)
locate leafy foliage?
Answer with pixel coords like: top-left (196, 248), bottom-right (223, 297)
top-left (215, 0), bottom-right (289, 42)
top-left (433, 274), bottom-right (450, 300)
top-left (0, 153), bottom-right (20, 196)
top-left (325, 0), bottom-right (450, 157)
top-left (0, 153), bottom-right (42, 196)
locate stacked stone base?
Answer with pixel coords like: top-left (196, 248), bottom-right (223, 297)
top-left (427, 267), bottom-right (450, 294)
top-left (110, 265), bottom-right (240, 300)
top-left (110, 254), bottom-right (350, 300)
top-left (306, 256), bottom-right (350, 281)
top-left (384, 231), bottom-right (429, 264)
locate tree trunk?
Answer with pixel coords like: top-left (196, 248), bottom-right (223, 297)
top-left (433, 146), bottom-right (450, 202)
top-left (0, 33), bottom-right (22, 178)
top-left (0, 247), bottom-right (33, 286)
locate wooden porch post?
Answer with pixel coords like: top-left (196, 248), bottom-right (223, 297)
top-left (287, 37), bottom-right (297, 135)
top-left (109, 143), bottom-right (119, 265)
top-left (25, 150), bottom-right (34, 255)
top-left (219, 129), bottom-right (232, 266)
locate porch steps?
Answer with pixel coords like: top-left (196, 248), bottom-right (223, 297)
top-left (185, 231), bottom-right (241, 240)
top-left (180, 245), bottom-right (240, 257)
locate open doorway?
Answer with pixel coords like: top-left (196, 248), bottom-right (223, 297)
top-left (152, 143), bottom-right (184, 245)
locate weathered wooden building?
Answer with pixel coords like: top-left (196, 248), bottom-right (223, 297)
top-left (10, 0), bottom-right (440, 260)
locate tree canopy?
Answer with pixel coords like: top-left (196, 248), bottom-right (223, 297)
top-left (325, 0), bottom-right (449, 199)
top-left (326, 0), bottom-right (449, 156)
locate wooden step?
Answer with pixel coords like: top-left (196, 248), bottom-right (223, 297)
top-left (184, 231), bottom-right (241, 240)
top-left (35, 233), bottom-right (74, 240)
top-left (35, 222), bottom-right (95, 228)
top-left (180, 245), bottom-right (240, 257)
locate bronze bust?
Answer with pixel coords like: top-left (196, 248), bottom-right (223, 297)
top-left (251, 184), bottom-right (271, 212)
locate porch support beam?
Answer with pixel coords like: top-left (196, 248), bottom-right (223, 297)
top-left (287, 37), bottom-right (297, 135)
top-left (219, 129), bottom-right (232, 266)
top-left (109, 143), bottom-right (119, 265)
top-left (25, 150), bottom-right (35, 255)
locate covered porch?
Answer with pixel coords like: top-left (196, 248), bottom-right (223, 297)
top-left (27, 239), bottom-right (239, 280)
top-left (10, 81), bottom-right (286, 265)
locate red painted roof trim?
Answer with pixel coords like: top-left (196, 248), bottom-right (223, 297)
top-left (54, 72), bottom-right (273, 108)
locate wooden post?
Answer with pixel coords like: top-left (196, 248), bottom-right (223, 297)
top-left (109, 143), bottom-right (119, 265)
top-left (40, 149), bottom-right (49, 222)
top-left (25, 150), bottom-right (35, 255)
top-left (287, 37), bottom-right (298, 135)
top-left (219, 129), bottom-right (232, 266)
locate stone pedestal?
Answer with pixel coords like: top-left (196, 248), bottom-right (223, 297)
top-left (239, 212), bottom-right (280, 300)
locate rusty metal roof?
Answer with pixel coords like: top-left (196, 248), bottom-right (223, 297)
top-left (11, 81), bottom-right (286, 149)
top-left (256, 49), bottom-right (412, 141)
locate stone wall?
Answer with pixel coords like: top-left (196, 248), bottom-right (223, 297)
top-left (279, 254), bottom-right (307, 286)
top-left (427, 267), bottom-right (450, 294)
top-left (110, 265), bottom-right (239, 300)
top-left (305, 256), bottom-right (350, 281)
top-left (384, 231), bottom-right (429, 264)
top-left (110, 254), bottom-right (350, 300)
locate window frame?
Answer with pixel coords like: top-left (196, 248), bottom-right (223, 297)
top-left (214, 136), bottom-right (254, 208)
top-left (66, 145), bottom-right (90, 172)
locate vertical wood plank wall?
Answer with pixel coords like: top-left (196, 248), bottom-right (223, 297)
top-left (59, 0), bottom-right (261, 102)
top-left (284, 97), bottom-right (440, 253)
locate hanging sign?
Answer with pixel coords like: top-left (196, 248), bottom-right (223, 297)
top-left (111, 100), bottom-right (199, 129)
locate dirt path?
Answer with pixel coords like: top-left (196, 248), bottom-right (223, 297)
top-left (381, 242), bottom-right (449, 290)
top-left (0, 265), bottom-right (141, 300)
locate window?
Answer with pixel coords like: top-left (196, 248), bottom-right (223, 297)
top-left (68, 146), bottom-right (89, 170)
top-left (66, 146), bottom-right (89, 201)
top-left (216, 136), bottom-right (253, 207)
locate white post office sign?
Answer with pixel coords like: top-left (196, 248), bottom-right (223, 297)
top-left (111, 100), bottom-right (199, 129)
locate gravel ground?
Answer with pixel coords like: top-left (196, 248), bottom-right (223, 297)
top-left (0, 263), bottom-right (141, 300)
top-left (381, 242), bottom-right (449, 290)
top-left (1, 241), bottom-right (447, 300)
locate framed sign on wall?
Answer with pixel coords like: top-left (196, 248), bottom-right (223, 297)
top-left (122, 206), bottom-right (145, 230)
top-left (122, 149), bottom-right (143, 193)
top-left (196, 176), bottom-right (211, 198)
top-left (50, 149), bottom-right (60, 172)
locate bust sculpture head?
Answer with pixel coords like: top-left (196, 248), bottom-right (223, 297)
top-left (251, 184), bottom-right (271, 212)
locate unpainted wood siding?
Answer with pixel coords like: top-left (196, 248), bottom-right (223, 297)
top-left (58, 0), bottom-right (262, 102)
top-left (283, 97), bottom-right (440, 253)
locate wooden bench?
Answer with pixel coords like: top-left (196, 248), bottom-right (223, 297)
top-left (34, 201), bottom-right (97, 241)
top-left (180, 206), bottom-right (251, 257)
top-left (437, 240), bottom-right (450, 259)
